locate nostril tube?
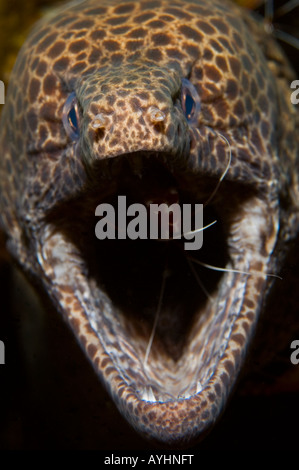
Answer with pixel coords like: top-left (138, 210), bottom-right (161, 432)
top-left (148, 106), bottom-right (165, 124)
top-left (91, 113), bottom-right (109, 130)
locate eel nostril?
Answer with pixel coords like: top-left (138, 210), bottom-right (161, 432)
top-left (91, 113), bottom-right (109, 130)
top-left (148, 106), bottom-right (165, 124)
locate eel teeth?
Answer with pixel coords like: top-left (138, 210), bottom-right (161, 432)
top-left (140, 386), bottom-right (157, 403)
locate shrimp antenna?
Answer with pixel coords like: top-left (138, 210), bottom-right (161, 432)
top-left (189, 257), bottom-right (283, 280)
top-left (204, 132), bottom-right (232, 207)
top-left (144, 266), bottom-right (168, 368)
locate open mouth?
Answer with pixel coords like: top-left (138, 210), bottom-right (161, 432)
top-left (37, 151), bottom-right (278, 443)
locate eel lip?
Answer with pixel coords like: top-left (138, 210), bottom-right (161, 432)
top-left (35, 152), bottom-right (279, 446)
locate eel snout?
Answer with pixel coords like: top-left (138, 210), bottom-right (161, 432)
top-left (75, 65), bottom-right (189, 164)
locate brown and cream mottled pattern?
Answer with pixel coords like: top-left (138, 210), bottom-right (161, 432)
top-left (0, 0), bottom-right (298, 447)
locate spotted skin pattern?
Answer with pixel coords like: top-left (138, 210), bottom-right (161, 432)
top-left (0, 0), bottom-right (299, 447)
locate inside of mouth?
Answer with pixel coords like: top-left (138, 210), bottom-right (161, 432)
top-left (45, 153), bottom-right (256, 401)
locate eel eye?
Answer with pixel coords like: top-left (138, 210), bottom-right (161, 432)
top-left (62, 92), bottom-right (80, 140)
top-left (181, 78), bottom-right (201, 124)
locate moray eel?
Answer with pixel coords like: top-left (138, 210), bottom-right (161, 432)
top-left (0, 0), bottom-right (299, 447)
